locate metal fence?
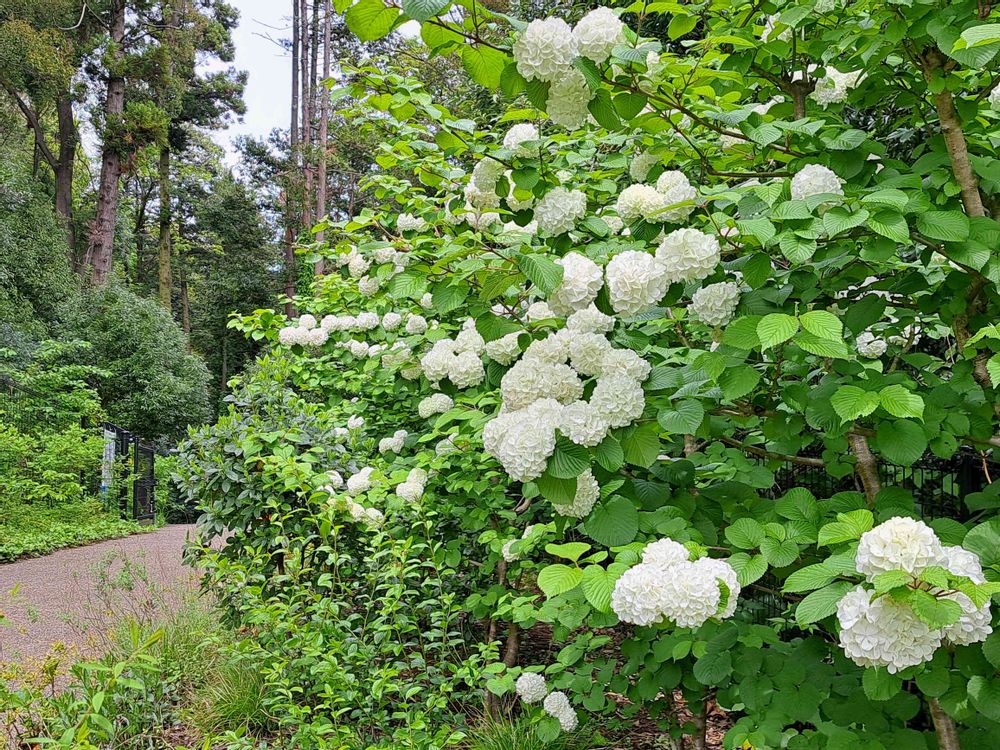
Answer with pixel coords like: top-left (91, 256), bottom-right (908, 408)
top-left (738, 448), bottom-right (997, 625)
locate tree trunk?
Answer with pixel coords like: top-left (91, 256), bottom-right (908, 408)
top-left (314, 0), bottom-right (331, 275)
top-left (300, 0), bottom-right (313, 230)
top-left (283, 216), bottom-right (296, 317)
top-left (180, 260), bottom-right (191, 339)
top-left (849, 433), bottom-right (881, 504)
top-left (133, 183), bottom-right (150, 284)
top-left (85, 0), bottom-right (127, 285)
top-left (929, 698), bottom-right (961, 750)
top-left (54, 92), bottom-right (77, 259)
top-left (157, 146), bottom-right (173, 310)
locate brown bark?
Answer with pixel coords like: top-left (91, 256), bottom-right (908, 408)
top-left (157, 146), bottom-right (173, 310)
top-left (929, 697), bottom-right (961, 750)
top-left (848, 433), bottom-right (881, 504)
top-left (180, 259), bottom-right (191, 340)
top-left (688, 701), bottom-right (709, 750)
top-left (291, 0), bottom-right (300, 159)
top-left (314, 0), bottom-right (331, 275)
top-left (299, 0), bottom-right (313, 230)
top-left (85, 0), bottom-right (127, 285)
top-left (282, 210), bottom-right (296, 317)
top-left (502, 622), bottom-right (519, 667)
top-left (55, 93), bottom-right (78, 256)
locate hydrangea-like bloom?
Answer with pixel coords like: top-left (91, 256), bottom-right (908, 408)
top-left (943, 545), bottom-right (986, 584)
top-left (482, 332), bottom-right (520, 365)
top-left (836, 586), bottom-right (942, 672)
top-left (791, 164), bottom-right (844, 201)
top-left (659, 561), bottom-right (724, 627)
top-left (396, 480), bottom-right (424, 503)
top-left (641, 539), bottom-right (689, 569)
top-left (515, 672), bottom-right (548, 703)
top-left (567, 305), bottom-right (615, 334)
top-left (420, 339), bottom-right (457, 384)
top-left (347, 340), bottom-right (370, 358)
top-left (611, 563), bottom-right (672, 625)
top-left (483, 399), bottom-right (561, 481)
top-left (373, 247), bottom-right (397, 264)
top-left (601, 348), bottom-right (651, 382)
top-left (455, 324), bottom-right (486, 355)
top-left (278, 326), bottom-right (306, 346)
top-left (418, 393), bottom-right (454, 418)
top-left (535, 188), bottom-right (587, 236)
top-left (397, 213), bottom-right (427, 232)
top-left (378, 434), bottom-right (404, 454)
top-left (358, 275), bottom-right (380, 297)
top-left (363, 507), bottom-right (384, 526)
top-left (346, 467), bottom-right (374, 496)
top-left (552, 468), bottom-right (600, 518)
top-left (653, 171), bottom-right (697, 222)
top-left (656, 228), bottom-right (721, 285)
top-left (558, 401), bottom-right (610, 447)
top-left (606, 250), bottom-right (669, 316)
top-left (811, 68), bottom-right (863, 106)
top-left (526, 301), bottom-right (556, 322)
top-left (546, 70), bottom-right (591, 130)
top-left (347, 415), bottom-right (365, 430)
top-left (591, 373), bottom-right (645, 427)
top-left (513, 18), bottom-right (578, 82)
top-left (524, 329), bottom-right (572, 363)
top-left (855, 517), bottom-right (946, 580)
top-left (503, 123), bottom-right (540, 156)
top-left (549, 252), bottom-right (604, 315)
top-left (420, 292), bottom-right (434, 309)
top-left (940, 592), bottom-right (992, 646)
top-left (382, 312), bottom-right (402, 331)
top-left (506, 181), bottom-right (535, 212)
top-left (501, 359), bottom-right (583, 410)
top-left (449, 350), bottom-right (485, 388)
top-left (573, 6), bottom-right (625, 63)
top-left (356, 312), bottom-right (380, 330)
top-left (471, 157), bottom-right (505, 193)
top-left (543, 691), bottom-right (578, 732)
top-left (603, 214), bottom-right (624, 233)
top-left (990, 85), bottom-right (1000, 111)
top-left (567, 331), bottom-right (612, 376)
top-left (405, 314), bottom-right (428, 334)
top-left (694, 557), bottom-right (741, 619)
top-left (856, 331), bottom-right (887, 359)
top-left (304, 327), bottom-right (328, 346)
top-left (690, 281), bottom-right (740, 327)
top-left (347, 252), bottom-right (370, 278)
top-left (616, 184), bottom-right (667, 222)
top-left (298, 314), bottom-right (317, 330)
top-left (629, 151), bottom-right (660, 182)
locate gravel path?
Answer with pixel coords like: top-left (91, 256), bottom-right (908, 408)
top-left (0, 524), bottom-right (201, 671)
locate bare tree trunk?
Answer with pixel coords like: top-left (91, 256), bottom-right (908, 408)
top-left (299, 0), bottom-right (313, 230)
top-left (157, 146), bottom-right (173, 310)
top-left (290, 0), bottom-right (300, 171)
top-left (85, 0), bottom-right (127, 285)
top-left (314, 0), bottom-right (331, 275)
top-left (55, 93), bottom-right (78, 259)
top-left (688, 702), bottom-right (709, 750)
top-left (848, 433), bottom-right (881, 504)
top-left (180, 255), bottom-right (191, 340)
top-left (283, 213), bottom-right (296, 317)
top-left (929, 698), bottom-right (961, 750)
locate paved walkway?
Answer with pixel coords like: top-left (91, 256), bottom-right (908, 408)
top-left (0, 524), bottom-right (201, 673)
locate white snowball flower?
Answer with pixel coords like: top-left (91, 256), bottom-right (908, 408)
top-left (485, 332), bottom-right (523, 365)
top-left (690, 282), bottom-right (740, 327)
top-left (630, 151), bottom-right (660, 182)
top-left (855, 517), bottom-right (946, 581)
top-left (356, 312), bottom-right (379, 330)
top-left (348, 253), bottom-right (371, 278)
top-left (513, 17), bottom-right (578, 82)
top-left (418, 393), bottom-right (454, 418)
top-left (373, 246), bottom-right (397, 264)
top-left (693, 557), bottom-right (741, 619)
top-left (348, 339), bottom-right (370, 358)
top-left (501, 358), bottom-right (583, 410)
top-left (449, 350), bottom-right (485, 388)
top-left (524, 329), bottom-right (573, 363)
top-left (811, 68), bottom-right (863, 106)
top-left (552, 469), bottom-right (600, 518)
top-left (558, 401), bottom-right (610, 447)
top-left (653, 171), bottom-right (697, 222)
top-left (466, 207), bottom-right (501, 230)
top-left (590, 373), bottom-right (645, 427)
top-left (347, 415), bottom-right (365, 430)
top-left (305, 328), bottom-right (328, 346)
top-left (324, 470), bottom-right (343, 488)
top-left (941, 591), bottom-right (992, 646)
top-left (503, 123), bottom-right (540, 156)
top-left (471, 157), bottom-right (505, 193)
top-left (791, 164), bottom-right (844, 201)
top-left (836, 586), bottom-right (942, 672)
top-left (943, 545), bottom-right (986, 584)
top-left (612, 563), bottom-right (672, 625)
top-left (616, 184), bottom-right (667, 222)
top-left (606, 251), bottom-right (669, 316)
top-left (420, 292), bottom-right (434, 310)
top-left (320, 315), bottom-right (338, 331)
top-left (567, 331), bottom-right (613, 376)
top-left (856, 331), bottom-right (887, 358)
top-left (363, 507), bottom-right (384, 526)
top-left (603, 214), bottom-right (624, 234)
top-left (420, 339), bottom-right (457, 384)
top-left (278, 326), bottom-right (305, 346)
top-left (526, 301), bottom-right (556, 322)
top-left (534, 188), bottom-right (587, 236)
top-left (600, 348), bottom-right (651, 382)
top-left (346, 467), bottom-right (374, 496)
top-left (515, 672), bottom-right (548, 704)
top-left (358, 275), bottom-right (380, 297)
top-left (543, 691), bottom-right (578, 732)
top-left (656, 228), bottom-right (721, 285)
top-left (567, 305), bottom-right (615, 334)
top-left (405, 314), bottom-right (428, 334)
top-left (298, 314), bottom-right (317, 330)
top-left (379, 435), bottom-right (404, 454)
top-left (347, 500), bottom-right (367, 521)
top-left (642, 539), bottom-right (690, 569)
top-left (454, 325), bottom-right (486, 356)
top-left (549, 252), bottom-right (604, 316)
top-left (396, 481), bottom-right (424, 503)
top-left (990, 85), bottom-right (1000, 111)
top-left (483, 399), bottom-right (561, 481)
top-left (573, 6), bottom-right (625, 64)
top-left (397, 213), bottom-right (427, 232)
top-left (382, 312), bottom-right (402, 331)
top-left (546, 70), bottom-right (591, 130)
top-left (659, 560), bottom-right (724, 627)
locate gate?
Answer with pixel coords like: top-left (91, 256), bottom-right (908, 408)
top-left (101, 421), bottom-right (157, 523)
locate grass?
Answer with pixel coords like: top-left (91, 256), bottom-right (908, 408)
top-left (0, 498), bottom-right (149, 561)
top-left (463, 717), bottom-right (604, 750)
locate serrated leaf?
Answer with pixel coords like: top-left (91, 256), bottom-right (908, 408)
top-left (916, 211), bottom-right (970, 242)
top-left (548, 438), bottom-right (591, 479)
top-left (783, 563), bottom-right (836, 593)
top-left (822, 207), bottom-right (870, 237)
top-left (581, 564), bottom-right (619, 613)
top-left (818, 509), bottom-right (874, 546)
top-left (719, 365), bottom-right (761, 400)
top-left (831, 385), bottom-right (881, 422)
top-left (968, 676), bottom-right (1000, 722)
top-left (520, 253), bottom-right (565, 291)
top-left (545, 542), bottom-right (591, 563)
top-left (728, 552), bottom-right (768, 586)
top-left (725, 518), bottom-right (765, 549)
top-left (875, 419), bottom-right (927, 466)
top-left (401, 0), bottom-right (449, 21)
top-left (908, 589), bottom-right (962, 628)
top-left (475, 312), bottom-right (522, 342)
top-left (585, 496), bottom-right (639, 546)
top-left (620, 423), bottom-right (660, 467)
top-left (537, 472), bottom-right (577, 504)
top-left (861, 189), bottom-right (909, 210)
top-left (587, 89), bottom-right (620, 130)
top-left (757, 313), bottom-right (799, 349)
top-left (657, 399), bottom-right (704, 434)
top-left (863, 669), bottom-right (902, 701)
top-left (800, 310), bottom-right (843, 340)
top-left (537, 564), bottom-right (584, 597)
top-left (345, 0), bottom-right (400, 41)
top-left (795, 581), bottom-right (854, 625)
top-left (721, 316), bottom-right (761, 349)
top-left (760, 537), bottom-right (799, 567)
top-left (867, 210), bottom-right (910, 243)
top-left (795, 330), bottom-right (850, 359)
top-left (878, 385), bottom-right (924, 420)
top-left (461, 45), bottom-right (508, 89)
top-left (595, 434), bottom-right (624, 472)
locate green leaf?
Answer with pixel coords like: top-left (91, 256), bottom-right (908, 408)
top-left (965, 518), bottom-right (1000, 569)
top-left (432, 282), bottom-right (469, 313)
top-left (537, 472), bottom-right (577, 504)
top-left (831, 385), bottom-right (881, 422)
top-left (545, 542), bottom-right (591, 563)
top-left (719, 365), bottom-right (761, 400)
top-left (916, 211), bottom-right (970, 242)
top-left (693, 651), bottom-right (732, 685)
top-left (519, 253), bottom-right (565, 292)
top-left (954, 23), bottom-right (1000, 49)
top-left (728, 552), bottom-right (768, 586)
top-left (783, 563), bottom-right (836, 593)
top-left (475, 312), bottom-right (522, 342)
top-left (548, 438), bottom-right (590, 479)
top-left (581, 564), bottom-right (620, 613)
top-left (620, 423), bottom-right (660, 467)
top-left (499, 62), bottom-right (527, 98)
top-left (822, 207), bottom-right (869, 236)
top-left (818, 509), bottom-right (874, 546)
top-left (867, 210), bottom-right (910, 243)
top-left (401, 0), bottom-right (449, 21)
top-left (668, 13), bottom-right (698, 39)
top-left (721, 316), bottom-right (761, 349)
top-left (778, 233), bottom-right (816, 264)
top-left (657, 399), bottom-right (704, 434)
top-left (982, 631), bottom-right (1000, 669)
top-left (968, 676), bottom-right (1000, 722)
top-left (878, 385), bottom-right (924, 420)
top-left (844, 295), bottom-right (887, 334)
top-left (795, 581), bottom-right (854, 625)
top-left (585, 496), bottom-right (639, 546)
top-left (795, 330), bottom-right (850, 359)
top-left (587, 89), bottom-right (620, 130)
top-left (861, 189), bottom-right (909, 210)
top-left (387, 269), bottom-right (428, 299)
top-left (916, 667), bottom-right (951, 698)
top-left (760, 537), bottom-right (799, 567)
top-left (595, 434), bottom-right (624, 472)
top-left (872, 569), bottom-right (914, 593)
top-left (875, 419), bottom-right (927, 466)
top-left (725, 518), bottom-right (765, 550)
top-left (908, 590), bottom-right (962, 629)
top-left (345, 0), bottom-right (400, 41)
top-left (757, 314), bottom-right (799, 349)
top-left (863, 669), bottom-right (902, 701)
top-left (461, 46), bottom-right (508, 89)
top-left (799, 310), bottom-right (843, 340)
top-left (537, 564), bottom-right (584, 597)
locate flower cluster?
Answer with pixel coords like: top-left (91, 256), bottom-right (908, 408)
top-left (656, 228), bottom-right (721, 285)
top-left (397, 213), bottom-right (427, 232)
top-left (535, 188), bottom-right (587, 236)
top-left (378, 429), bottom-right (408, 454)
top-left (690, 281), bottom-right (740, 327)
top-left (836, 518), bottom-right (992, 671)
top-left (543, 691), bottom-right (579, 731)
top-left (551, 468), bottom-right (600, 518)
top-left (856, 331), bottom-right (887, 358)
top-left (396, 468), bottom-right (428, 503)
top-left (278, 313), bottom-right (329, 347)
top-left (549, 252), bottom-right (604, 316)
top-left (419, 324), bottom-right (486, 389)
top-left (503, 123), bottom-right (539, 156)
top-left (346, 466), bottom-right (375, 496)
top-left (605, 250), bottom-right (669, 317)
top-left (811, 67), bottom-right (863, 106)
top-left (418, 393), bottom-right (454, 418)
top-left (611, 539), bottom-right (740, 627)
top-left (791, 164), bottom-right (844, 201)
